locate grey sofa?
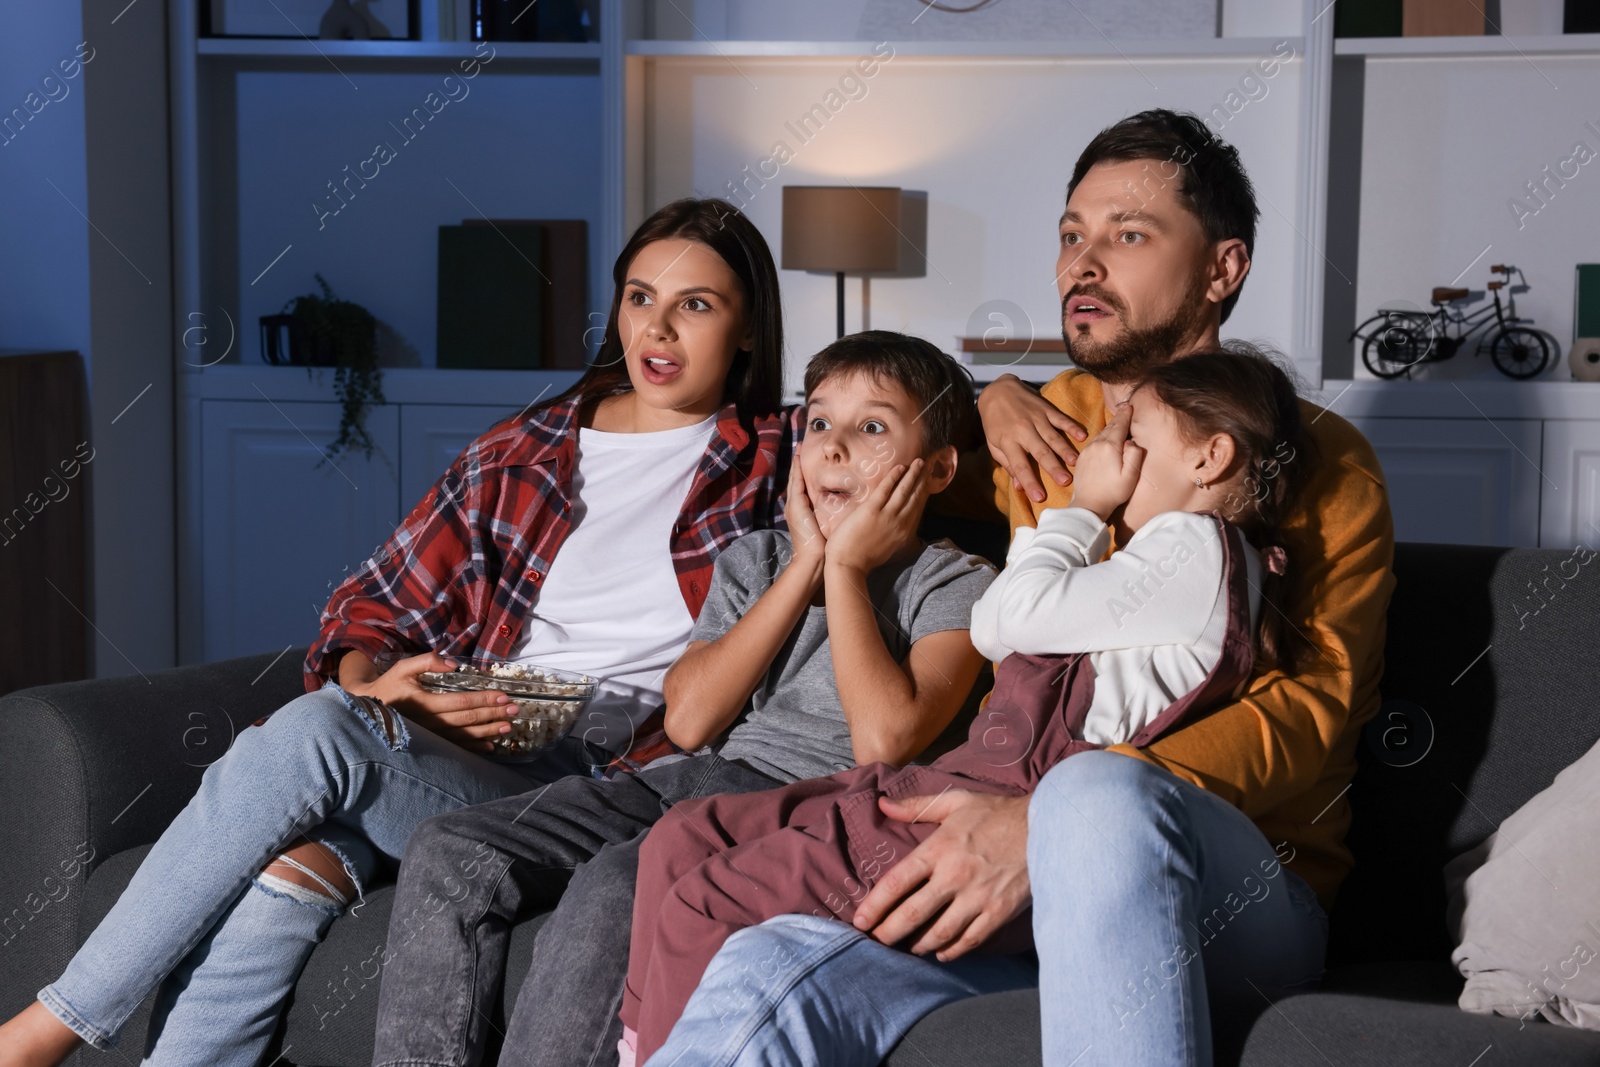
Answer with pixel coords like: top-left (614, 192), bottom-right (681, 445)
top-left (5, 540), bottom-right (1599, 1066)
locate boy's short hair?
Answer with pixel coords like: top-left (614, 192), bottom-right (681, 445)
top-left (802, 330), bottom-right (977, 454)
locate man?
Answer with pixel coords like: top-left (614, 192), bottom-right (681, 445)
top-left (654, 108), bottom-right (1395, 1067)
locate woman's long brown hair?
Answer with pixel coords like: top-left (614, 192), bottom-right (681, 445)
top-left (1138, 344), bottom-right (1318, 676)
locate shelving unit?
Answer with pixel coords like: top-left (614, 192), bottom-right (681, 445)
top-left (165, 1), bottom-right (1600, 663)
top-left (195, 38), bottom-right (604, 61)
top-left (625, 37), bottom-right (1302, 58)
top-left (1334, 32), bottom-right (1600, 56)
top-left (168, 0), bottom-right (625, 662)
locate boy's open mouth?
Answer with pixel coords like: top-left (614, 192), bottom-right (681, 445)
top-left (815, 486), bottom-right (854, 508)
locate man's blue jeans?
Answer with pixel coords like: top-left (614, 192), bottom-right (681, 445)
top-left (650, 751), bottom-right (1328, 1067)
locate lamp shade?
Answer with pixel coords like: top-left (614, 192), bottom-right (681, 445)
top-left (781, 186), bottom-right (902, 273)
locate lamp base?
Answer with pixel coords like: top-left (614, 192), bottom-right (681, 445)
top-left (835, 271), bottom-right (845, 339)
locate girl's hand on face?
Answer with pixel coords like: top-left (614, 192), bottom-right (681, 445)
top-left (825, 459), bottom-right (928, 574)
top-left (1069, 404), bottom-right (1145, 521)
top-left (784, 453), bottom-right (828, 573)
top-left (344, 651), bottom-right (518, 753)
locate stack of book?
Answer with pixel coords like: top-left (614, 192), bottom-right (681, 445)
top-left (436, 220), bottom-right (590, 370)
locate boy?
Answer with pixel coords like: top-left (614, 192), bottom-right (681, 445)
top-left (370, 331), bottom-right (996, 1067)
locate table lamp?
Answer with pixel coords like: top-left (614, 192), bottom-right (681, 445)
top-left (781, 186), bottom-right (903, 338)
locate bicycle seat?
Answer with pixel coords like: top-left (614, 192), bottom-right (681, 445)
top-left (1431, 286), bottom-right (1470, 304)
top-left (1486, 281), bottom-right (1504, 291)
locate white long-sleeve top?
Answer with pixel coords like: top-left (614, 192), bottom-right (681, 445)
top-left (969, 507), bottom-right (1263, 746)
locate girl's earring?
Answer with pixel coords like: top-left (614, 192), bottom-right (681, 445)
top-left (1194, 476), bottom-right (1205, 488)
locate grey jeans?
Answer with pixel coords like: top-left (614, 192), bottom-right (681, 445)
top-left (370, 751), bottom-right (781, 1067)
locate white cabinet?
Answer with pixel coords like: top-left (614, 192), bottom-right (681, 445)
top-left (200, 400), bottom-right (402, 662)
top-left (1346, 417), bottom-right (1543, 548)
top-left (1541, 421), bottom-right (1600, 550)
top-left (398, 403), bottom-right (532, 513)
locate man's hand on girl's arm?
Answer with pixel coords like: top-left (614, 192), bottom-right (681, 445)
top-left (337, 650), bottom-right (517, 753)
top-left (853, 789), bottom-right (1032, 962)
top-left (977, 374), bottom-right (1088, 505)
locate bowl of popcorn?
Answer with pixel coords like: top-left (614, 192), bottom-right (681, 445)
top-left (418, 662), bottom-right (597, 761)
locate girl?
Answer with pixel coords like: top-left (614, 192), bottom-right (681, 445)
top-left (620, 346), bottom-right (1316, 1064)
top-left (0, 197), bottom-right (800, 1067)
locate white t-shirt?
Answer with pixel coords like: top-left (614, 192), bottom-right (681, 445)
top-left (969, 507), bottom-right (1262, 746)
top-left (508, 413), bottom-right (717, 753)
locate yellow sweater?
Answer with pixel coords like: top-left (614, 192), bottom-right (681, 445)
top-left (989, 370), bottom-right (1396, 911)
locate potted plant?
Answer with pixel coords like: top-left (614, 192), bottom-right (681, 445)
top-left (280, 273), bottom-right (384, 464)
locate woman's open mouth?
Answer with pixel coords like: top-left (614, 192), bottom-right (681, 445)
top-left (640, 351), bottom-right (683, 385)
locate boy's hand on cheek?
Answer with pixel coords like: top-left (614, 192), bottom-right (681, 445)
top-left (825, 459), bottom-right (927, 575)
top-left (783, 458), bottom-right (827, 577)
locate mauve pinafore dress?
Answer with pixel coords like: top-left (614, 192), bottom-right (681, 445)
top-left (623, 510), bottom-right (1258, 1058)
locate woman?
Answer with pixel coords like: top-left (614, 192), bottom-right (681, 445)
top-left (0, 197), bottom-right (799, 1067)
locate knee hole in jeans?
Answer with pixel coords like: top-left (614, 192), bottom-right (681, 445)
top-left (260, 836), bottom-right (359, 909)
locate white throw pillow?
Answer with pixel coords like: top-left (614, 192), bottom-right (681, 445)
top-left (1446, 736), bottom-right (1600, 1029)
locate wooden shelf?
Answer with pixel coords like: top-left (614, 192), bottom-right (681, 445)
top-left (183, 365), bottom-right (585, 406)
top-left (627, 37), bottom-right (1303, 60)
top-left (196, 38), bottom-right (602, 63)
top-left (1313, 378), bottom-right (1600, 420)
top-left (1334, 33), bottom-right (1600, 58)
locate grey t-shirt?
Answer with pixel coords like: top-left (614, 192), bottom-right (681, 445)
top-left (691, 530), bottom-right (996, 783)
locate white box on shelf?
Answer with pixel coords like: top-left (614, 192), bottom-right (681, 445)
top-left (209, 0), bottom-right (412, 39)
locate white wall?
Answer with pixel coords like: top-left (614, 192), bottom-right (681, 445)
top-left (1354, 55), bottom-right (1600, 380)
top-left (642, 49), bottom-right (1307, 392)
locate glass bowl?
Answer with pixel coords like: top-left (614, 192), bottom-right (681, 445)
top-left (418, 662), bottom-right (597, 761)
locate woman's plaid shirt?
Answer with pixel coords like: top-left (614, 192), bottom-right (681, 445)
top-left (303, 397), bottom-right (803, 701)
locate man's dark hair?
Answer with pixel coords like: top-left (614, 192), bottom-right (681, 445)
top-left (1068, 109), bottom-right (1259, 324)
top-left (802, 330), bottom-right (977, 454)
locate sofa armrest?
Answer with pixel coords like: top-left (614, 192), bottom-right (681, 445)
top-left (0, 649), bottom-right (306, 1017)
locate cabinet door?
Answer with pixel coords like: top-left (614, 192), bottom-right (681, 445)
top-left (201, 400), bottom-right (401, 662)
top-left (1540, 421), bottom-right (1600, 550)
top-left (398, 404), bottom-right (531, 513)
top-left (1347, 417), bottom-right (1542, 548)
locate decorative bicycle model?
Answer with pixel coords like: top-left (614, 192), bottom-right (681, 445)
top-left (1350, 265), bottom-right (1554, 380)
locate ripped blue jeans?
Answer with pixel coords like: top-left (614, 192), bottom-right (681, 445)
top-left (37, 682), bottom-right (597, 1065)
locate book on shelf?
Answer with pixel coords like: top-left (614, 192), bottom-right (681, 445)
top-left (463, 218), bottom-right (589, 370)
top-left (437, 224), bottom-right (546, 370)
top-left (437, 219), bottom-right (589, 371)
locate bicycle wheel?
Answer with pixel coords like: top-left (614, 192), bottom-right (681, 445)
top-left (1362, 318), bottom-right (1427, 379)
top-left (1489, 327), bottom-right (1550, 379)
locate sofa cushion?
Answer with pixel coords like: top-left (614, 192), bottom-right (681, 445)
top-left (1329, 543), bottom-right (1600, 969)
top-left (1237, 962), bottom-right (1600, 1067)
top-left (891, 965), bottom-right (1600, 1067)
top-left (887, 989), bottom-right (1040, 1066)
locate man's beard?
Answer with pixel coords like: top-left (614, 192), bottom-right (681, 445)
top-left (1062, 278), bottom-right (1210, 384)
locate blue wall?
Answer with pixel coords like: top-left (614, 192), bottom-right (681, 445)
top-left (0, 3), bottom-right (93, 367)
